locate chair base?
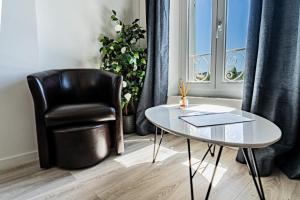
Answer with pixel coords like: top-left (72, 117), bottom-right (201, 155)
top-left (53, 123), bottom-right (111, 169)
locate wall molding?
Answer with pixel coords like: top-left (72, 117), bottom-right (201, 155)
top-left (0, 151), bottom-right (38, 171)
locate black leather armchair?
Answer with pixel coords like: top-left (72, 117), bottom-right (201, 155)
top-left (27, 69), bottom-right (124, 169)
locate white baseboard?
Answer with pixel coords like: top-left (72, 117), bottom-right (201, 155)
top-left (0, 151), bottom-right (38, 171)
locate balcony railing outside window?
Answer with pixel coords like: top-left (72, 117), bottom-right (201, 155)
top-left (191, 48), bottom-right (245, 82)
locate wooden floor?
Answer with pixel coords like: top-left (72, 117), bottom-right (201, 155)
top-left (0, 134), bottom-right (299, 200)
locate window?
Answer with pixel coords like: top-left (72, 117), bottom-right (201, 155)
top-left (186, 0), bottom-right (250, 98)
top-left (224, 0), bottom-right (249, 82)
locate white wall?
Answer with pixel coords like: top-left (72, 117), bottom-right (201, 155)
top-left (168, 0), bottom-right (181, 96)
top-left (0, 0), bottom-right (39, 169)
top-left (36, 0), bottom-right (140, 68)
top-left (0, 0), bottom-right (141, 170)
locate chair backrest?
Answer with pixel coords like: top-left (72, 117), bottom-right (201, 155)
top-left (58, 69), bottom-right (104, 104)
top-left (30, 69), bottom-right (105, 108)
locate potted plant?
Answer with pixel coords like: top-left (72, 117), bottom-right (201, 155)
top-left (99, 10), bottom-right (147, 134)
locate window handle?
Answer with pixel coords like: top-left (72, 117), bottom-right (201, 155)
top-left (216, 21), bottom-right (223, 39)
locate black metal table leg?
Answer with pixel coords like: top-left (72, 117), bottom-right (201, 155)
top-left (152, 128), bottom-right (165, 163)
top-left (242, 148), bottom-right (265, 200)
top-left (187, 140), bottom-right (223, 200)
top-left (249, 148), bottom-right (266, 200)
top-left (152, 127), bottom-right (158, 162)
top-left (205, 146), bottom-right (223, 200)
top-left (208, 143), bottom-right (216, 157)
top-left (192, 144), bottom-right (215, 178)
top-left (187, 139), bottom-right (195, 200)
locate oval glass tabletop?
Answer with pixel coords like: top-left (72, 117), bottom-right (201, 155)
top-left (145, 104), bottom-right (282, 148)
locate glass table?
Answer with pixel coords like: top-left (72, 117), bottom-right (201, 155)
top-left (145, 104), bottom-right (281, 200)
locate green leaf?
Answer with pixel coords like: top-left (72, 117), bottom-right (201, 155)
top-left (134, 53), bottom-right (139, 59)
top-left (132, 19), bottom-right (140, 24)
top-left (117, 37), bottom-right (123, 42)
top-left (141, 58), bottom-right (146, 64)
top-left (111, 15), bottom-right (118, 21)
top-left (128, 57), bottom-right (135, 64)
top-left (112, 10), bottom-right (116, 15)
top-left (115, 66), bottom-right (121, 73)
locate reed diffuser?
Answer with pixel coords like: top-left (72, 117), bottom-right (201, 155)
top-left (178, 80), bottom-right (189, 108)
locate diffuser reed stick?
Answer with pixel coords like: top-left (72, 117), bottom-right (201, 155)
top-left (178, 80), bottom-right (189, 97)
top-left (178, 80), bottom-right (189, 108)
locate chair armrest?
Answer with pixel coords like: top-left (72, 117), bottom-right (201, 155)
top-left (27, 70), bottom-right (60, 168)
top-left (27, 70), bottom-right (60, 113)
top-left (27, 76), bottom-right (48, 113)
top-left (97, 70), bottom-right (123, 113)
top-left (97, 70), bottom-right (124, 153)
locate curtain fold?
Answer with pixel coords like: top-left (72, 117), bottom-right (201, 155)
top-left (237, 0), bottom-right (300, 179)
top-left (136, 0), bottom-right (170, 135)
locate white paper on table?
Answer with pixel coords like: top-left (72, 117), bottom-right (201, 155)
top-left (179, 113), bottom-right (254, 127)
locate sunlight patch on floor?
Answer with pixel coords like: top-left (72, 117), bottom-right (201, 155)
top-left (182, 158), bottom-right (227, 187)
top-left (115, 145), bottom-right (177, 167)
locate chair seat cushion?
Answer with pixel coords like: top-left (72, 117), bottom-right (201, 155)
top-left (45, 103), bottom-right (116, 127)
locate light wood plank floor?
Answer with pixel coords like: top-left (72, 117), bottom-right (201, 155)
top-left (0, 134), bottom-right (299, 200)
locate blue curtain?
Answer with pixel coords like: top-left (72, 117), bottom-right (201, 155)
top-left (136, 0), bottom-right (170, 135)
top-left (237, 0), bottom-right (300, 179)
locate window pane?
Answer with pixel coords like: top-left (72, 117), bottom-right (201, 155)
top-left (190, 0), bottom-right (212, 82)
top-left (224, 0), bottom-right (250, 82)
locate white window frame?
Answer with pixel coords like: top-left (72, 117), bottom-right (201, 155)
top-left (179, 0), bottom-right (245, 99)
